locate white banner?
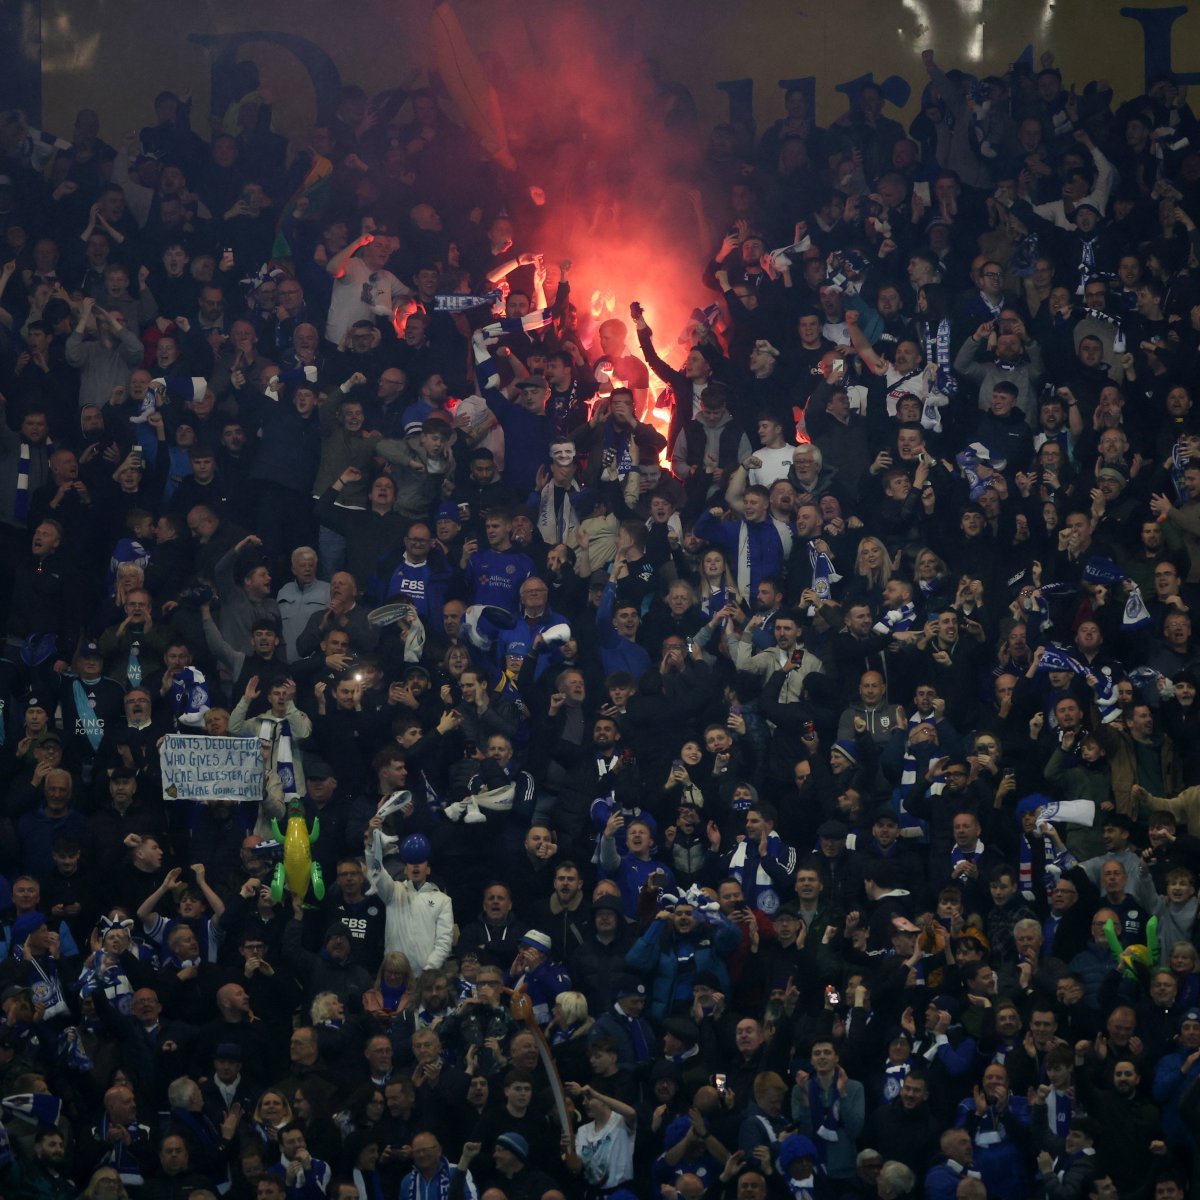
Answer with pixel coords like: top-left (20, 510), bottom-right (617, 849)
top-left (160, 734), bottom-right (264, 802)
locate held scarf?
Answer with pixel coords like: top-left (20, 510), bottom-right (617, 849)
top-left (96, 1114), bottom-right (151, 1185)
top-left (923, 319), bottom-right (957, 397)
top-left (728, 834), bottom-right (792, 914)
top-left (601, 422), bottom-right (635, 475)
top-left (895, 710), bottom-right (935, 835)
top-left (432, 290), bottom-right (502, 313)
top-left (472, 312), bottom-right (554, 392)
top-left (882, 1058), bottom-right (913, 1100)
top-left (168, 666), bottom-right (212, 728)
top-left (77, 950), bottom-right (133, 1014)
top-left (275, 720), bottom-right (298, 799)
top-left (873, 603), bottom-right (916, 635)
top-left (536, 480), bottom-right (580, 547)
top-left (14, 437), bottom-right (52, 521)
top-left (1036, 647), bottom-right (1088, 676)
top-left (808, 545), bottom-right (841, 603)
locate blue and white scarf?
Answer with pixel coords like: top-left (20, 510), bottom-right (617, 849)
top-left (883, 1058), bottom-right (913, 1101)
top-left (168, 667), bottom-right (212, 728)
top-left (728, 834), bottom-right (794, 915)
top-left (873, 603), bottom-right (916, 635)
top-left (1124, 586), bottom-right (1152, 630)
top-left (894, 711), bottom-right (934, 835)
top-left (1036, 647), bottom-right (1088, 676)
top-left (924, 318), bottom-right (957, 398)
top-left (95, 1115), bottom-right (151, 1185)
top-left (77, 950), bottom-right (134, 1014)
top-left (273, 719), bottom-right (298, 799)
top-left (809, 546), bottom-right (841, 603)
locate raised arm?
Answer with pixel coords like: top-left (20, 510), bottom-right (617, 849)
top-left (326, 232), bottom-right (373, 279)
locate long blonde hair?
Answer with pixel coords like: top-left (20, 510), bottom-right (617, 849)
top-left (854, 536), bottom-right (893, 589)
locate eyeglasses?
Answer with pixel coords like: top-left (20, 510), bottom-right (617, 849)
top-left (982, 272), bottom-right (1003, 279)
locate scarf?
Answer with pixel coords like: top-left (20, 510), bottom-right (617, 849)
top-left (1046, 1088), bottom-right (1073, 1139)
top-left (873, 603), bottom-right (916, 635)
top-left (616, 1003), bottom-right (651, 1060)
top-left (169, 667), bottom-right (212, 728)
top-left (126, 639), bottom-right (143, 689)
top-left (1170, 442), bottom-right (1189, 506)
top-left (785, 1175), bottom-right (817, 1199)
top-left (14, 438), bottom-right (50, 521)
top-left (924, 318), bottom-right (957, 397)
top-left (601, 423), bottom-right (635, 475)
top-left (72, 679), bottom-right (105, 751)
top-left (354, 1167), bottom-right (387, 1200)
top-left (737, 523), bottom-right (753, 596)
top-left (96, 1114), bottom-right (150, 1185)
top-left (170, 1108), bottom-right (229, 1193)
top-left (472, 312), bottom-right (554, 393)
top-left (808, 545), bottom-right (841, 603)
top-left (895, 711), bottom-right (934, 834)
top-left (399, 1159), bottom-right (470, 1200)
top-left (78, 950), bottom-right (133, 1014)
top-left (1018, 829), bottom-right (1056, 902)
top-left (378, 981), bottom-right (406, 1012)
top-left (882, 1059), bottom-right (912, 1101)
top-left (536, 480), bottom-right (580, 546)
top-left (432, 290), bottom-right (501, 313)
top-left (21, 953), bottom-right (68, 1020)
top-left (993, 354), bottom-right (1027, 372)
top-left (1076, 238), bottom-right (1098, 293)
top-left (955, 445), bottom-right (1000, 502)
top-left (1036, 647), bottom-right (1088, 675)
top-left (728, 835), bottom-right (785, 914)
top-left (950, 840), bottom-right (984, 867)
top-left (809, 1076), bottom-right (842, 1153)
top-left (275, 719), bottom-right (298, 799)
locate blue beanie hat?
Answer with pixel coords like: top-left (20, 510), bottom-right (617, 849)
top-left (11, 912), bottom-right (47, 944)
top-left (832, 739), bottom-right (859, 764)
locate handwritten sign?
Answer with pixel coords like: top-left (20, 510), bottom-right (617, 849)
top-left (160, 734), bottom-right (263, 802)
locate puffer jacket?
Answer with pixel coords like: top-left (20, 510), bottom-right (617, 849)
top-left (624, 914), bottom-right (740, 1020)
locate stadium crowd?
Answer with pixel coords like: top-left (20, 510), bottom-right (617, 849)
top-left (0, 31), bottom-right (1199, 1200)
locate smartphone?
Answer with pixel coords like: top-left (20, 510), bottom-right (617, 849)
top-left (714, 1073), bottom-right (727, 1095)
top-left (825, 984), bottom-right (841, 1006)
top-left (672, 759), bottom-right (685, 772)
top-left (913, 181), bottom-right (931, 205)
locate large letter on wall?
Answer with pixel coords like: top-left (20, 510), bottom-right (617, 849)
top-left (189, 31), bottom-right (343, 126)
top-left (1120, 7), bottom-right (1200, 90)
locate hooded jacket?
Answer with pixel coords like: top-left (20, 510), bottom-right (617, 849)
top-left (364, 829), bottom-right (453, 975)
